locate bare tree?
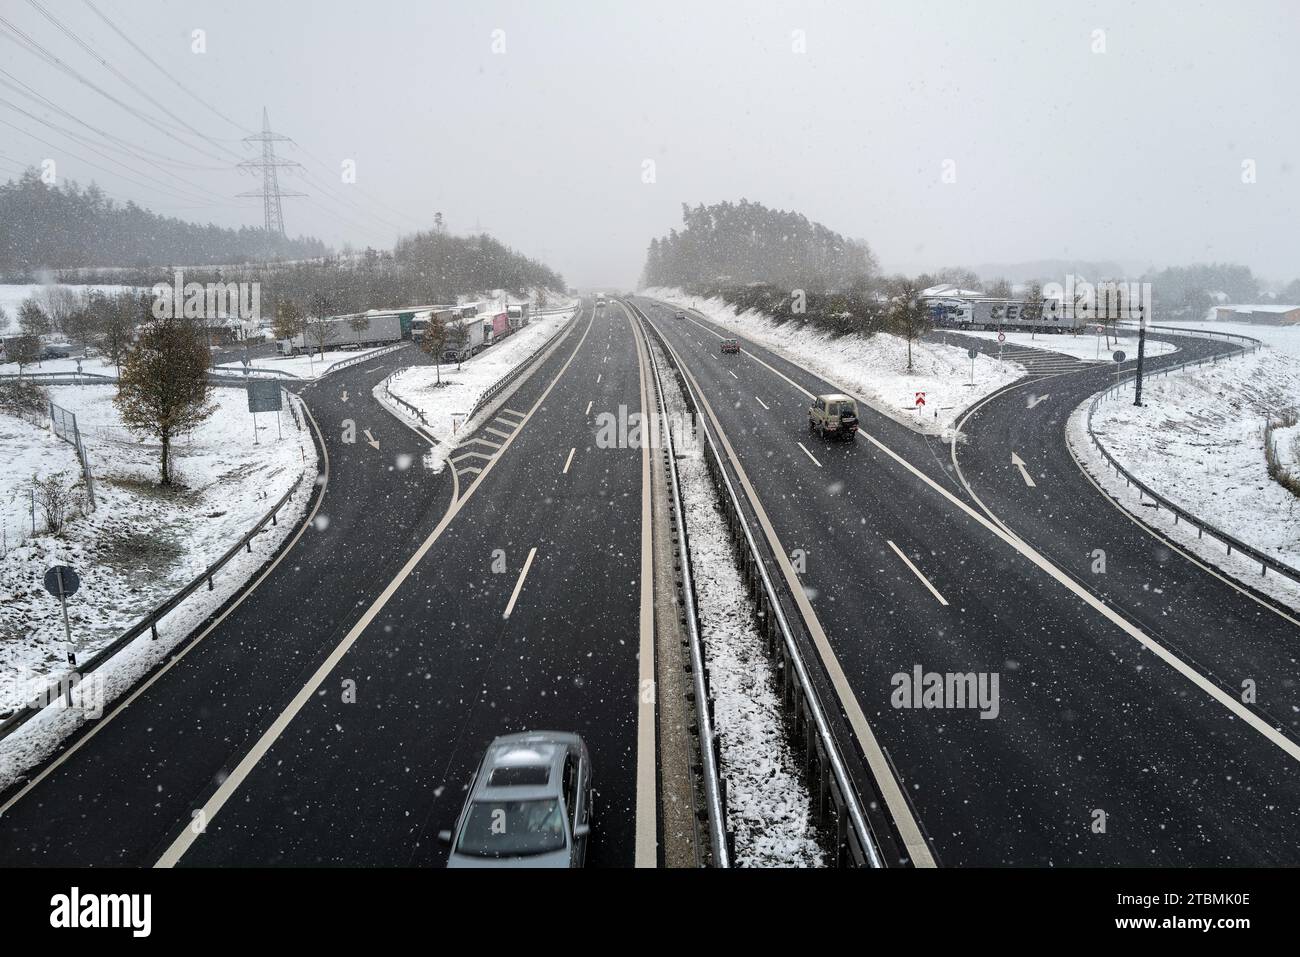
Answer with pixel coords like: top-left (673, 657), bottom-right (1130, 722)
top-left (33, 470), bottom-right (76, 533)
top-left (95, 292), bottom-right (141, 380)
top-left (348, 313), bottom-right (369, 347)
top-left (41, 285), bottom-right (78, 336)
top-left (114, 315), bottom-right (214, 485)
top-left (305, 316), bottom-right (333, 359)
top-left (272, 299), bottom-right (308, 350)
top-left (10, 333), bottom-right (41, 375)
top-left (885, 277), bottom-right (930, 372)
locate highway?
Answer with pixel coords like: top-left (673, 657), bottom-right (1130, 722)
top-left (158, 301), bottom-right (654, 866)
top-left (634, 296), bottom-right (1300, 866)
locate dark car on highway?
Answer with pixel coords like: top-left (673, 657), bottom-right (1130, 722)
top-left (720, 338), bottom-right (740, 354)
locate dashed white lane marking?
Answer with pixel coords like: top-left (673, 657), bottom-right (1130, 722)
top-left (562, 447), bottom-right (576, 474)
top-left (755, 396), bottom-right (770, 410)
top-left (797, 442), bottom-right (823, 468)
top-left (728, 370), bottom-right (738, 379)
top-left (596, 373), bottom-right (602, 384)
top-left (503, 546), bottom-right (538, 619)
top-left (584, 400), bottom-right (593, 416)
top-left (887, 540), bottom-right (950, 606)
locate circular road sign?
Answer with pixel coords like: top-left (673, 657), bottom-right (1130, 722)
top-left (967, 347), bottom-right (978, 359)
top-left (43, 565), bottom-right (81, 598)
top-left (997, 332), bottom-right (1006, 342)
top-left (1113, 350), bottom-right (1127, 363)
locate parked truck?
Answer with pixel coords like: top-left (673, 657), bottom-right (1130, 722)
top-left (277, 312), bottom-right (404, 356)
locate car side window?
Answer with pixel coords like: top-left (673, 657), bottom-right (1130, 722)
top-left (563, 755), bottom-right (578, 829)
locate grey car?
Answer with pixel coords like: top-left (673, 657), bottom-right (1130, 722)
top-left (440, 731), bottom-right (593, 868)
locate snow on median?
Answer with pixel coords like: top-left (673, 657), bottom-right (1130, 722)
top-left (374, 309), bottom-right (577, 471)
top-left (1067, 346), bottom-right (1300, 609)
top-left (643, 288), bottom-right (1024, 439)
top-left (0, 382), bottom-right (317, 787)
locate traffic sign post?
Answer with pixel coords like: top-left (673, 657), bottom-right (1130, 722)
top-left (43, 565), bottom-right (81, 697)
top-left (997, 330), bottom-right (1006, 363)
top-left (914, 391), bottom-right (926, 415)
top-left (968, 346), bottom-right (977, 384)
top-left (1113, 349), bottom-right (1126, 385)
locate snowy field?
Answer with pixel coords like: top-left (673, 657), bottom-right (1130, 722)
top-left (0, 283), bottom-right (140, 323)
top-left (377, 309), bottom-right (577, 471)
top-left (652, 335), bottom-right (823, 867)
top-left (643, 288), bottom-right (1024, 439)
top-left (1067, 347), bottom-right (1300, 609)
top-left (0, 381), bottom-right (316, 746)
top-left (961, 329), bottom-right (1177, 362)
top-left (1144, 320), bottom-right (1300, 359)
top-left (214, 343), bottom-right (404, 380)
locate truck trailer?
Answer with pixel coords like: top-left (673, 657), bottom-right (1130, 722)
top-left (277, 312), bottom-right (404, 356)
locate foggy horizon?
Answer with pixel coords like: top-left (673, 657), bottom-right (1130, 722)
top-left (2, 0), bottom-right (1297, 289)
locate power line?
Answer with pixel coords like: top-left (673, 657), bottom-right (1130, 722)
top-left (79, 0), bottom-right (254, 136)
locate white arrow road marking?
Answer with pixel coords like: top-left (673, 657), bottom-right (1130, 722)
top-left (1027, 394), bottom-right (1050, 408)
top-left (340, 390), bottom-right (348, 403)
top-left (1011, 451), bottom-right (1035, 487)
top-left (797, 442), bottom-right (823, 468)
top-left (503, 547), bottom-right (537, 619)
top-left (887, 540), bottom-right (949, 606)
top-left (363, 429), bottom-right (379, 450)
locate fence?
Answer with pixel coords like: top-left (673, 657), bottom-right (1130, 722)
top-left (48, 400), bottom-right (97, 510)
top-left (1080, 332), bottom-right (1300, 586)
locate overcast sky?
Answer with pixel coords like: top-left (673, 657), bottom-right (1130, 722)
top-left (1, 0), bottom-right (1296, 288)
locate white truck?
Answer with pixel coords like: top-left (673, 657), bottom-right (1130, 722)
top-left (277, 313), bottom-right (403, 356)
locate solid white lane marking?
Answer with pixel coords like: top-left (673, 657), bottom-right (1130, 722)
top-left (887, 540), bottom-right (950, 606)
top-left (562, 447), bottom-right (575, 474)
top-left (466, 437), bottom-right (501, 450)
top-left (153, 307), bottom-right (598, 867)
top-left (584, 400), bottom-right (593, 416)
top-left (628, 308), bottom-right (658, 869)
top-left (1011, 451), bottom-right (1036, 487)
top-left (452, 451), bottom-right (493, 464)
top-left (485, 426), bottom-right (511, 440)
top-left (502, 546), bottom-right (537, 619)
top-left (501, 408), bottom-right (526, 420)
top-left (755, 396), bottom-right (769, 410)
top-left (797, 442), bottom-right (823, 468)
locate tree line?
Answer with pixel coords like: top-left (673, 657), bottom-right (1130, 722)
top-left (0, 169), bottom-right (326, 277)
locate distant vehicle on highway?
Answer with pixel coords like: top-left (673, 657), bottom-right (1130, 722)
top-left (440, 731), bottom-right (593, 868)
top-left (674, 311), bottom-right (686, 321)
top-left (809, 393), bottom-right (859, 440)
top-left (720, 338), bottom-right (740, 354)
top-left (41, 344), bottom-right (72, 360)
top-left (596, 297), bottom-right (606, 308)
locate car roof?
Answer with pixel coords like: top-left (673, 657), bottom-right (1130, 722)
top-left (818, 393), bottom-right (855, 403)
top-left (471, 732), bottom-right (578, 802)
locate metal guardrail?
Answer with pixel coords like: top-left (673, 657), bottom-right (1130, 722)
top-left (1119, 321), bottom-right (1264, 348)
top-left (1080, 331), bottom-right (1300, 584)
top-left (0, 392), bottom-right (321, 741)
top-left (382, 369), bottom-right (431, 428)
top-left (464, 309), bottom-right (582, 423)
top-left (318, 341), bottom-right (410, 378)
top-left (628, 299), bottom-right (885, 868)
top-left (640, 311), bottom-right (731, 868)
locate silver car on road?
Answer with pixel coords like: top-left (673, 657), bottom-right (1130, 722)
top-left (440, 731), bottom-right (593, 868)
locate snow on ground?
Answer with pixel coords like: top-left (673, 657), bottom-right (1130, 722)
top-left (960, 329), bottom-right (1176, 362)
top-left (1148, 319), bottom-right (1300, 359)
top-left (214, 343), bottom-right (402, 380)
top-left (377, 309), bottom-right (577, 472)
top-left (1067, 347), bottom-right (1300, 609)
top-left (643, 288), bottom-right (1024, 439)
top-left (0, 380), bottom-right (317, 786)
top-left (651, 333), bottom-right (824, 867)
top-left (0, 283), bottom-right (139, 322)
top-left (0, 353), bottom-right (118, 377)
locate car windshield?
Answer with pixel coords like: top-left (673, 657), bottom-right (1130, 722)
top-left (455, 799), bottom-right (567, 858)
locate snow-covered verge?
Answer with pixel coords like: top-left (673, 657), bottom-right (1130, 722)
top-left (214, 343), bottom-right (403, 380)
top-left (1146, 319), bottom-right (1294, 357)
top-left (0, 283), bottom-right (139, 322)
top-left (643, 288), bottom-right (1024, 439)
top-left (0, 383), bottom-right (318, 789)
top-left (960, 328), bottom-right (1176, 362)
top-left (650, 334), bottom-right (824, 867)
top-left (1067, 347), bottom-right (1300, 610)
top-left (376, 308), bottom-right (577, 472)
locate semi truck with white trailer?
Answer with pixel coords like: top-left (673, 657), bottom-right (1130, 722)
top-left (276, 312), bottom-right (405, 356)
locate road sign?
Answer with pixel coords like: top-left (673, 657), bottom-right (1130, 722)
top-left (43, 565), bottom-right (80, 598)
top-left (1113, 350), bottom-right (1127, 363)
top-left (997, 332), bottom-right (1006, 342)
top-left (246, 378), bottom-right (282, 413)
top-left (967, 347), bottom-right (978, 359)
top-left (915, 391), bottom-right (926, 408)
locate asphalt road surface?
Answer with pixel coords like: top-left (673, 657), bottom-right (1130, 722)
top-left (635, 296), bottom-right (1300, 866)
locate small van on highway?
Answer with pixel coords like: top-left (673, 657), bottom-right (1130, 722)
top-left (720, 338), bottom-right (740, 354)
top-left (809, 393), bottom-right (859, 440)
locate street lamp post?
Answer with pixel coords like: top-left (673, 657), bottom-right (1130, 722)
top-left (1133, 305), bottom-right (1147, 407)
